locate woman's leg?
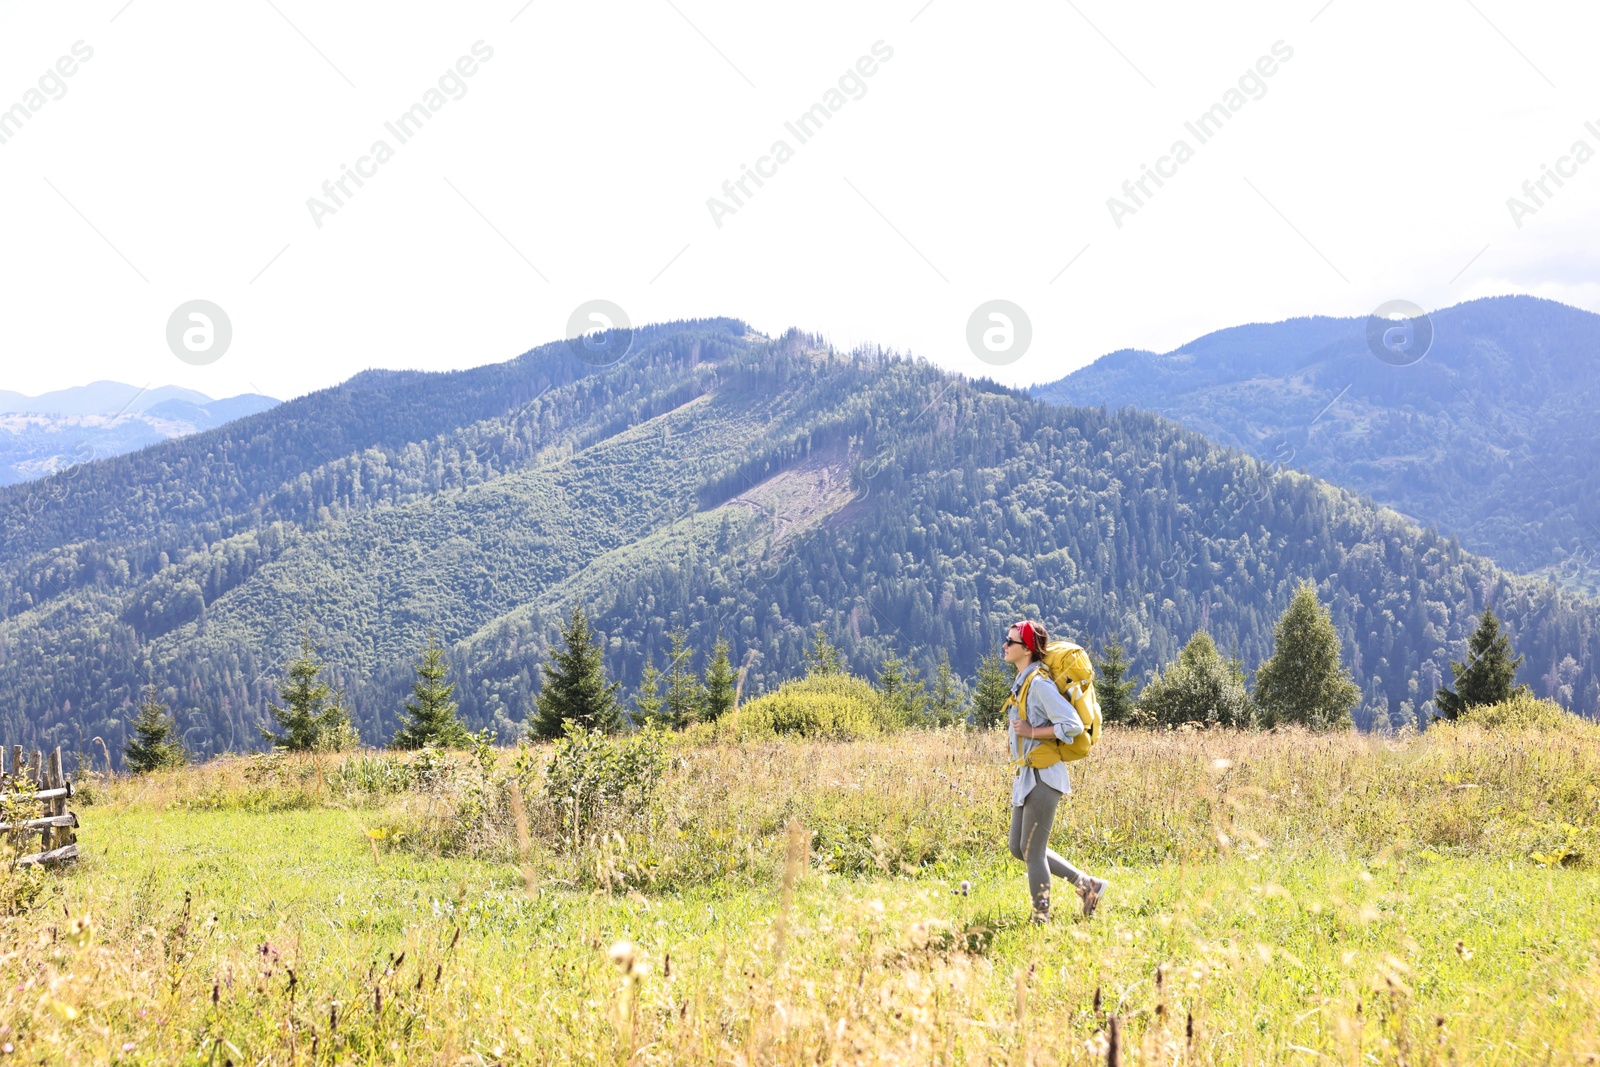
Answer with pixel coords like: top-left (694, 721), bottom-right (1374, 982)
top-left (1024, 784), bottom-right (1109, 916)
top-left (1044, 848), bottom-right (1090, 891)
top-left (1018, 783), bottom-right (1062, 913)
top-left (1008, 801), bottom-right (1026, 862)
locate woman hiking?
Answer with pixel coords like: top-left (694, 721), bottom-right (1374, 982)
top-left (1004, 619), bottom-right (1108, 922)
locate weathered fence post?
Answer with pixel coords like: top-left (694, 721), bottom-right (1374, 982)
top-left (38, 753), bottom-right (52, 853)
top-left (47, 749), bottom-right (68, 851)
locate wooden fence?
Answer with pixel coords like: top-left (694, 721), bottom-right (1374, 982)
top-left (2, 745), bottom-right (78, 868)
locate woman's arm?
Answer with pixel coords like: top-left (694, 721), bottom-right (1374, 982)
top-left (1031, 677), bottom-right (1084, 742)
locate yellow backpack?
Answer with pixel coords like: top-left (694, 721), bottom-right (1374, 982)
top-left (1007, 641), bottom-right (1103, 769)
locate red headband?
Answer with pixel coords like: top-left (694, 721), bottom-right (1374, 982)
top-left (1016, 620), bottom-right (1038, 653)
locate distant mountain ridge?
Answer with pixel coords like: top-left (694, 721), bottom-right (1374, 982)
top-left (1031, 295), bottom-right (1600, 592)
top-left (0, 382), bottom-right (278, 486)
top-left (2, 319), bottom-right (1596, 766)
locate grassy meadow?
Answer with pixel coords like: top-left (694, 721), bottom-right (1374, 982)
top-left (3, 722), bottom-right (1598, 1065)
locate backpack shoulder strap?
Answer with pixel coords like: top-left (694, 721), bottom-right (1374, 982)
top-left (1013, 664), bottom-right (1039, 716)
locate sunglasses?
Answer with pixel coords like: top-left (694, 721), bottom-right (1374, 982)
top-left (1002, 637), bottom-right (1026, 648)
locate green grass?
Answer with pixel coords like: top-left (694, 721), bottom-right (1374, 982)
top-left (5, 727), bottom-right (1600, 1063)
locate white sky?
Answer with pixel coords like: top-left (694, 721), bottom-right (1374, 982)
top-left (1, 0), bottom-right (1597, 401)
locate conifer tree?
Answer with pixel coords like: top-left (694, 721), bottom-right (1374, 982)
top-left (1092, 637), bottom-right (1137, 725)
top-left (635, 655), bottom-right (664, 726)
top-left (875, 643), bottom-right (928, 725)
top-left (392, 633), bottom-right (471, 749)
top-left (533, 605), bottom-right (623, 738)
top-left (703, 637), bottom-right (737, 721)
top-left (929, 652), bottom-right (964, 726)
top-left (261, 636), bottom-right (358, 751)
top-left (1252, 583), bottom-right (1359, 730)
top-left (876, 646), bottom-right (905, 700)
top-left (804, 628), bottom-right (843, 676)
top-left (1136, 630), bottom-right (1255, 729)
top-left (124, 685), bottom-right (187, 773)
top-left (662, 629), bottom-right (705, 729)
top-left (972, 650), bottom-right (1013, 728)
top-left (1434, 605), bottom-right (1527, 720)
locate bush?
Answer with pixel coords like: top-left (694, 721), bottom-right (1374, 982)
top-left (1453, 692), bottom-right (1590, 732)
top-left (539, 721), bottom-right (666, 849)
top-left (724, 674), bottom-right (897, 740)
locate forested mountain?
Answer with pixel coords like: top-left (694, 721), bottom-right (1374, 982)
top-left (3, 319), bottom-right (1597, 764)
top-left (1030, 296), bottom-right (1600, 593)
top-left (0, 382), bottom-right (278, 486)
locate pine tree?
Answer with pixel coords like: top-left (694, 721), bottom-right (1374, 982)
top-left (635, 655), bottom-right (664, 726)
top-left (662, 629), bottom-right (705, 729)
top-left (703, 637), bottom-right (737, 721)
top-left (972, 650), bottom-right (1013, 728)
top-left (875, 644), bottom-right (928, 725)
top-left (392, 633), bottom-right (471, 749)
top-left (533, 605), bottom-right (624, 737)
top-left (876, 646), bottom-right (905, 701)
top-left (929, 652), bottom-right (964, 726)
top-left (261, 636), bottom-right (358, 752)
top-left (1252, 583), bottom-right (1359, 731)
top-left (124, 686), bottom-right (186, 773)
top-left (1435, 606), bottom-right (1527, 720)
top-left (804, 628), bottom-right (843, 676)
top-left (1092, 637), bottom-right (1137, 725)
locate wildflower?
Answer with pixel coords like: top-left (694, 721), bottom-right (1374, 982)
top-left (66, 915), bottom-right (93, 948)
top-left (608, 940), bottom-right (648, 977)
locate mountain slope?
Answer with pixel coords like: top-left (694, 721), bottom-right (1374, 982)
top-left (3, 320), bottom-right (1597, 763)
top-left (1030, 295), bottom-right (1600, 591)
top-left (0, 382), bottom-right (279, 486)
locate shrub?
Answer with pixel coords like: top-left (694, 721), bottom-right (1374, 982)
top-left (725, 674), bottom-right (896, 740)
top-left (0, 777), bottom-right (47, 914)
top-left (539, 721), bottom-right (666, 849)
top-left (328, 752), bottom-right (414, 795)
top-left (1453, 692), bottom-right (1590, 732)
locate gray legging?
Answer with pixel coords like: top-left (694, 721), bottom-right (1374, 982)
top-left (1008, 781), bottom-right (1091, 912)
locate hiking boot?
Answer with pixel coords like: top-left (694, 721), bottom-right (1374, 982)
top-left (1078, 877), bottom-right (1108, 918)
top-left (1029, 908), bottom-right (1051, 925)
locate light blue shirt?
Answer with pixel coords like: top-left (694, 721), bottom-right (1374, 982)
top-left (1008, 661), bottom-right (1085, 806)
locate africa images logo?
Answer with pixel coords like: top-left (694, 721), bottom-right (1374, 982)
top-left (1365, 300), bottom-right (1433, 367)
top-left (705, 41), bottom-right (895, 229)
